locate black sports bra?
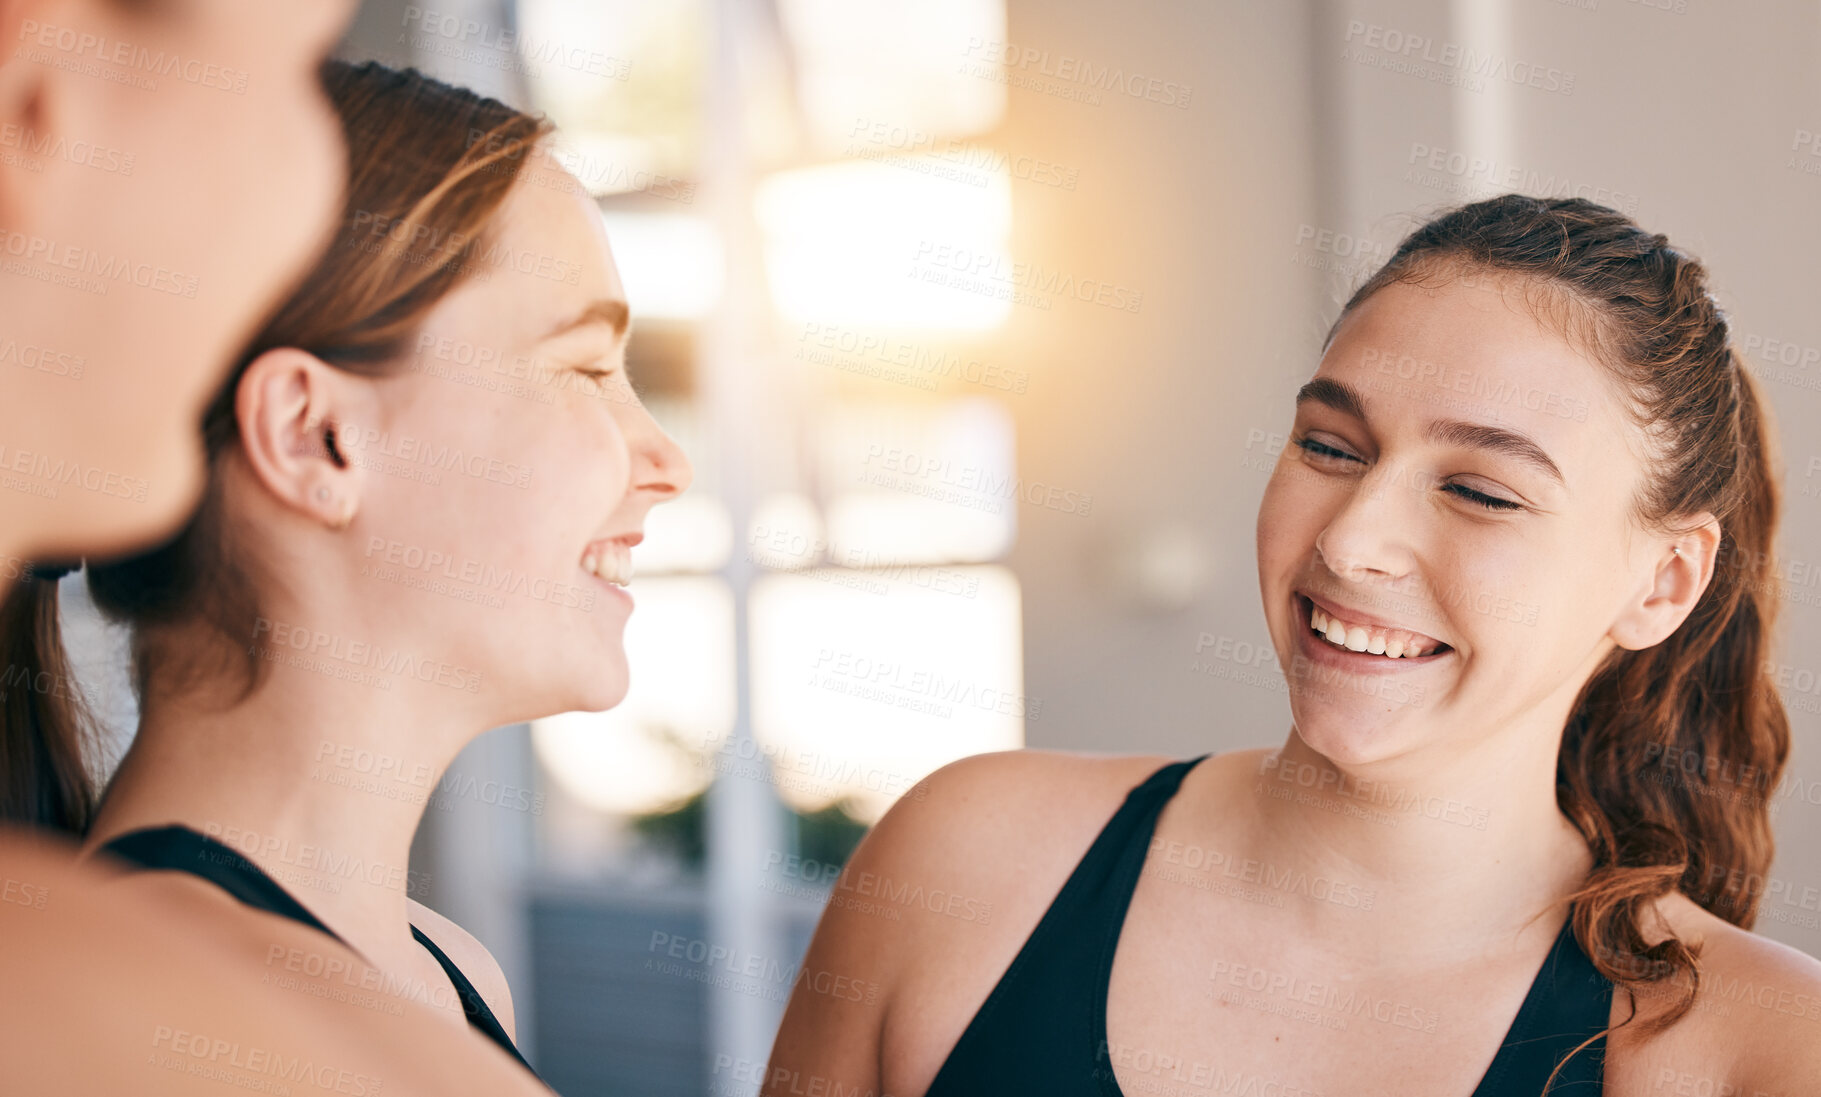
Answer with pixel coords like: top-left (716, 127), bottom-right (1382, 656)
top-left (97, 824), bottom-right (542, 1082)
top-left (924, 756), bottom-right (1614, 1095)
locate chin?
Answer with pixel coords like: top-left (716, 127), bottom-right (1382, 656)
top-left (570, 665), bottom-right (631, 714)
top-left (1289, 709), bottom-right (1416, 768)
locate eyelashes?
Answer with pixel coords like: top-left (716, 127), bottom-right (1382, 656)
top-left (1291, 436), bottom-right (1524, 513)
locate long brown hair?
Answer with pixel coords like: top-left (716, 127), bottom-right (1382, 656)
top-left (1332, 194), bottom-right (1788, 1078)
top-left (0, 60), bottom-right (552, 833)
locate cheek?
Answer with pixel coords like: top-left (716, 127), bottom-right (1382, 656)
top-left (1257, 460), bottom-right (1329, 558)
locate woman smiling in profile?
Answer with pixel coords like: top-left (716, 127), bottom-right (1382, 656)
top-left (765, 195), bottom-right (1821, 1096)
top-left (70, 59), bottom-right (689, 1082)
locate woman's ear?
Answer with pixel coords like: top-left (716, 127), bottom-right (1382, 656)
top-left (234, 348), bottom-right (370, 530)
top-left (0, 0), bottom-right (53, 228)
top-left (1610, 514), bottom-right (1721, 651)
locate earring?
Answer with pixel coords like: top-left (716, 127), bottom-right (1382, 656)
top-left (1672, 546), bottom-right (1681, 556)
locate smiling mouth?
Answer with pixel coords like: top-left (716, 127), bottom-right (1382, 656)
top-left (1295, 593), bottom-right (1453, 661)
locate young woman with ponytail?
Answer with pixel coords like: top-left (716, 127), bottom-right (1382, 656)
top-left (766, 195), bottom-right (1821, 1096)
top-left (0, 3), bottom-right (555, 1091)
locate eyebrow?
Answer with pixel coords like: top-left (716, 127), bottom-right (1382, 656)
top-left (539, 299), bottom-right (630, 344)
top-left (1294, 376), bottom-right (1566, 488)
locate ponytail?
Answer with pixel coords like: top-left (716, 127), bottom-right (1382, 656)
top-left (0, 564), bottom-right (99, 833)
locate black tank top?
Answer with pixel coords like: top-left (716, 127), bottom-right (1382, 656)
top-left (97, 825), bottom-right (542, 1083)
top-left (925, 756), bottom-right (1614, 1096)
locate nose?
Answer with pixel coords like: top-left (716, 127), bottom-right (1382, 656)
top-left (625, 401), bottom-right (693, 501)
top-left (1312, 465), bottom-right (1416, 582)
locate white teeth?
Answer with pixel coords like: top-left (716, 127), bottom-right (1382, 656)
top-left (1307, 601), bottom-right (1438, 660)
top-left (585, 541), bottom-right (633, 587)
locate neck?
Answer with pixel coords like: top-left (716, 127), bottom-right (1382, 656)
top-left (1227, 719), bottom-right (1593, 958)
top-left (88, 660), bottom-right (480, 962)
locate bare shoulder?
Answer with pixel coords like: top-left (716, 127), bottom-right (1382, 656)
top-left (407, 898), bottom-right (516, 1041)
top-left (1608, 892), bottom-right (1821, 1095)
top-left (874, 748), bottom-right (1179, 868)
top-left (762, 749), bottom-right (1183, 1097)
top-left (867, 748), bottom-right (1180, 934)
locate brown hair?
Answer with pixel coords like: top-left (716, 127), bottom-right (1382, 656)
top-left (0, 564), bottom-right (100, 830)
top-left (0, 60), bottom-right (552, 834)
top-left (1331, 194), bottom-right (1788, 1081)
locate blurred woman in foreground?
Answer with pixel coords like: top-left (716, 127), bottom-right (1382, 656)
top-left (0, 1), bottom-right (553, 1090)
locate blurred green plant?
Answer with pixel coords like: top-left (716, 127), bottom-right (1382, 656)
top-left (630, 779), bottom-right (871, 873)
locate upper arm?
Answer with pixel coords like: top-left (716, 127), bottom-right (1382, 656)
top-left (407, 899), bottom-right (516, 1042)
top-left (762, 748), bottom-right (1172, 1097)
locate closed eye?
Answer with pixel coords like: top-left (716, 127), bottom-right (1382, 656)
top-left (1291, 435), bottom-right (1524, 512)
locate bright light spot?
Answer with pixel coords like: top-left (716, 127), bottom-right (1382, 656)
top-left (599, 211), bottom-right (723, 321)
top-left (779, 0), bottom-right (1006, 150)
top-left (747, 492), bottom-right (826, 570)
top-left (514, 0), bottom-right (704, 181)
top-left (821, 397), bottom-right (1015, 564)
top-left (749, 565), bottom-right (1024, 822)
top-left (636, 494), bottom-right (733, 574)
top-left (756, 160), bottom-right (1012, 331)
top-left (531, 577), bottom-right (734, 815)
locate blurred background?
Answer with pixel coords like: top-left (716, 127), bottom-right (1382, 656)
top-left (59, 0), bottom-right (1821, 1092)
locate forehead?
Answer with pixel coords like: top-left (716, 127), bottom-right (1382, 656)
top-left (1314, 277), bottom-right (1638, 484)
top-left (426, 150), bottom-right (627, 349)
